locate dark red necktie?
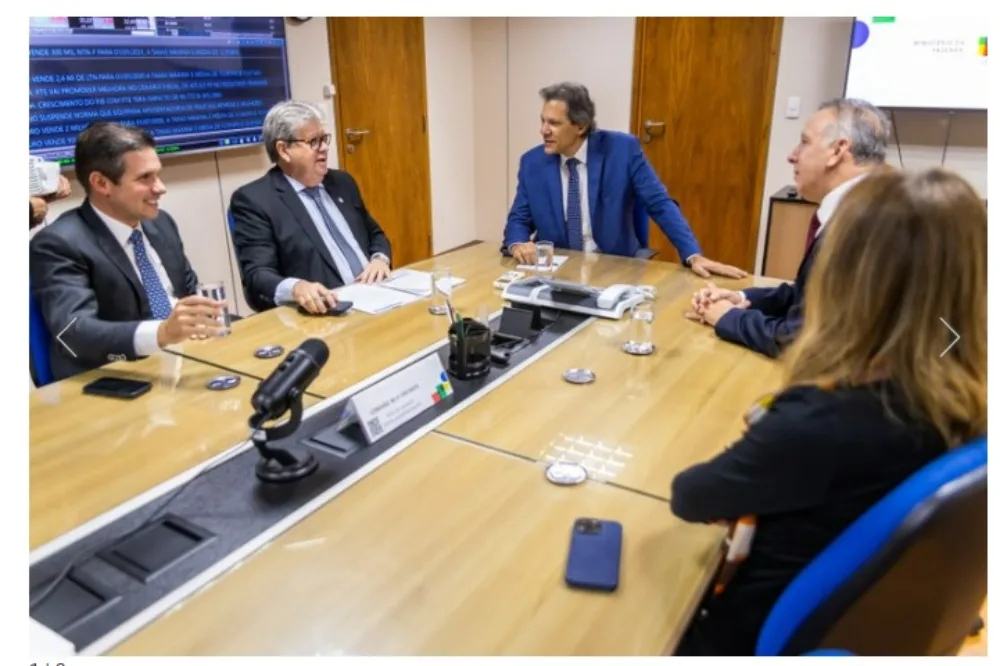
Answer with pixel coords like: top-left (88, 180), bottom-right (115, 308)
top-left (804, 211), bottom-right (821, 251)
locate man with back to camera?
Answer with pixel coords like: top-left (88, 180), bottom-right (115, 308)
top-left (29, 122), bottom-right (225, 382)
top-left (685, 98), bottom-right (891, 357)
top-left (502, 81), bottom-right (746, 279)
top-left (230, 100), bottom-right (393, 314)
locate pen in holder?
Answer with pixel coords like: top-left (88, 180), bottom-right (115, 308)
top-left (448, 315), bottom-right (491, 380)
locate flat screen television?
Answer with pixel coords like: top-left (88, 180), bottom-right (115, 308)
top-left (843, 17), bottom-right (987, 110)
top-left (29, 16), bottom-right (292, 165)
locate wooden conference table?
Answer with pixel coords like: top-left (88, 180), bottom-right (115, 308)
top-left (29, 242), bottom-right (786, 656)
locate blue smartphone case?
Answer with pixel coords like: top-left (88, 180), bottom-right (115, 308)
top-left (565, 518), bottom-right (623, 591)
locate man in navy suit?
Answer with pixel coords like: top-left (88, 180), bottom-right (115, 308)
top-left (686, 98), bottom-right (891, 357)
top-left (503, 82), bottom-right (745, 279)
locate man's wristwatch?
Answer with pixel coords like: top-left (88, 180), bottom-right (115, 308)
top-left (372, 252), bottom-right (391, 266)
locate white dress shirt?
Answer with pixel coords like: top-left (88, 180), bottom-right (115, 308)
top-left (814, 173), bottom-right (868, 233)
top-left (92, 206), bottom-right (176, 356)
top-left (738, 173), bottom-right (867, 301)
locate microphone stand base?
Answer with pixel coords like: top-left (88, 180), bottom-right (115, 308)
top-left (254, 451), bottom-right (319, 483)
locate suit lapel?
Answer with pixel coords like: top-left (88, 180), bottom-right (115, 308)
top-left (586, 133), bottom-right (604, 238)
top-left (80, 202), bottom-right (147, 309)
top-left (270, 169), bottom-right (339, 274)
top-left (544, 156), bottom-right (566, 246)
top-left (143, 221), bottom-right (185, 294)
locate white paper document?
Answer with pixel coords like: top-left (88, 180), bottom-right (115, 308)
top-left (335, 283), bottom-right (421, 314)
top-left (382, 268), bottom-right (466, 297)
top-left (516, 255), bottom-right (569, 272)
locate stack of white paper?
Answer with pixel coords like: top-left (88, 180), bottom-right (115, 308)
top-left (382, 268), bottom-right (466, 297)
top-left (517, 255), bottom-right (569, 272)
top-left (335, 283), bottom-right (422, 314)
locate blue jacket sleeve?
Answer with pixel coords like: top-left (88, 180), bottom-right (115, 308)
top-left (742, 283), bottom-right (796, 317)
top-left (628, 136), bottom-right (702, 261)
top-left (713, 296), bottom-right (804, 358)
top-left (502, 155), bottom-right (535, 248)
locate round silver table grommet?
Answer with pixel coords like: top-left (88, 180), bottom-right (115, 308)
top-left (622, 341), bottom-right (655, 356)
top-left (546, 461), bottom-right (588, 486)
top-left (563, 368), bottom-right (596, 384)
top-left (428, 305), bottom-right (448, 315)
top-left (206, 375), bottom-right (241, 391)
top-left (254, 345), bottom-right (284, 359)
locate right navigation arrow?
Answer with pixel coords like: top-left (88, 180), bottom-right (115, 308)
top-left (939, 318), bottom-right (961, 357)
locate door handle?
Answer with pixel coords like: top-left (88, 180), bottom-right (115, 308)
top-left (643, 120), bottom-right (666, 143)
top-left (344, 128), bottom-right (369, 140)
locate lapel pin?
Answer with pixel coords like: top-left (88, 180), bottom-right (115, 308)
top-left (337, 197), bottom-right (344, 203)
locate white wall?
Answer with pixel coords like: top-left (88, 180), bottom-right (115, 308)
top-left (471, 19), bottom-right (510, 244)
top-left (425, 18), bottom-right (477, 253)
top-left (506, 17), bottom-right (636, 215)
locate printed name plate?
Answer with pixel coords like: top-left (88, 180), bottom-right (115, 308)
top-left (346, 354), bottom-right (455, 444)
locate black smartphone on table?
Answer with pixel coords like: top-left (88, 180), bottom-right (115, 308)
top-left (82, 377), bottom-right (153, 400)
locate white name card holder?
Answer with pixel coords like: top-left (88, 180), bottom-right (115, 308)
top-left (337, 354), bottom-right (455, 444)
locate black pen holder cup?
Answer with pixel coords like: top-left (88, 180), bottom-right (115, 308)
top-left (448, 321), bottom-right (492, 380)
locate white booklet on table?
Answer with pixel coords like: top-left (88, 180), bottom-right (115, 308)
top-left (381, 268), bottom-right (466, 297)
top-left (335, 283), bottom-right (421, 315)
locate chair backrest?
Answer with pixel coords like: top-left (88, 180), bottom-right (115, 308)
top-left (632, 200), bottom-right (649, 248)
top-left (757, 435), bottom-right (987, 656)
top-left (29, 286), bottom-right (54, 387)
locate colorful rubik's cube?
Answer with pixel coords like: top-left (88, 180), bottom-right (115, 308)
top-left (431, 371), bottom-right (454, 403)
top-left (978, 36), bottom-right (987, 57)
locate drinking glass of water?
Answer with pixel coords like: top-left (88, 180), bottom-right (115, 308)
top-left (198, 281), bottom-right (231, 336)
top-left (622, 300), bottom-right (655, 355)
top-left (429, 267), bottom-right (452, 316)
top-left (536, 240), bottom-right (555, 273)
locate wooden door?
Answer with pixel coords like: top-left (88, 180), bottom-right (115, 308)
top-left (631, 18), bottom-right (782, 270)
top-left (328, 18), bottom-right (433, 267)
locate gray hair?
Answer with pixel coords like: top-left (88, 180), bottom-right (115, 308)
top-left (539, 81), bottom-right (597, 134)
top-left (262, 100), bottom-right (323, 162)
top-left (817, 98), bottom-right (891, 165)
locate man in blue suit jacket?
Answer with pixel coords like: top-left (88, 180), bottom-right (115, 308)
top-left (503, 82), bottom-right (745, 279)
top-left (687, 98), bottom-right (891, 357)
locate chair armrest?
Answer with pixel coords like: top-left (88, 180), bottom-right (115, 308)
top-left (634, 247), bottom-right (659, 260)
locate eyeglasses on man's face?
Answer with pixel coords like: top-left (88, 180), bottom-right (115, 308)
top-left (288, 133), bottom-right (332, 150)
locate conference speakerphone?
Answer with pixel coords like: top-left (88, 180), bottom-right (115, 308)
top-left (501, 277), bottom-right (647, 320)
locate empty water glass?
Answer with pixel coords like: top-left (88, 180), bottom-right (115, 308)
top-left (429, 267), bottom-right (452, 316)
top-left (198, 281), bottom-right (231, 336)
top-left (536, 241), bottom-right (555, 273)
top-left (622, 300), bottom-right (655, 355)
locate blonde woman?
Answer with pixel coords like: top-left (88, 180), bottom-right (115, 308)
top-left (671, 168), bottom-right (987, 655)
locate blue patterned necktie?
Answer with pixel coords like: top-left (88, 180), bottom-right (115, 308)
top-left (565, 157), bottom-right (584, 250)
top-left (304, 187), bottom-right (365, 280)
top-left (129, 229), bottom-right (172, 319)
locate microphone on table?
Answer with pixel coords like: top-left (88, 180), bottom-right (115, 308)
top-left (248, 338), bottom-right (329, 483)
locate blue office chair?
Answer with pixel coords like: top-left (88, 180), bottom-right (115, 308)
top-left (223, 208), bottom-right (246, 322)
top-left (29, 287), bottom-right (54, 387)
top-left (631, 201), bottom-right (658, 261)
top-left (756, 435), bottom-right (987, 656)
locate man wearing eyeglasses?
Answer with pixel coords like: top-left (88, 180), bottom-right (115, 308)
top-left (230, 100), bottom-right (392, 313)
